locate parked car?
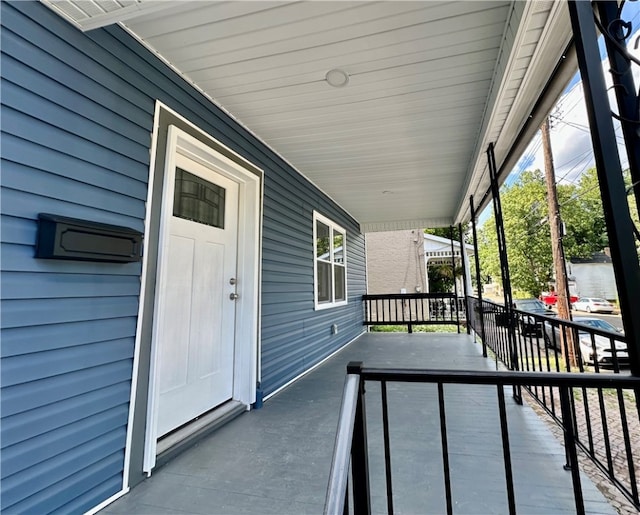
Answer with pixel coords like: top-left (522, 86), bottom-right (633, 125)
top-left (543, 317), bottom-right (627, 366)
top-left (572, 297), bottom-right (615, 313)
top-left (539, 291), bottom-right (579, 308)
top-left (513, 299), bottom-right (555, 335)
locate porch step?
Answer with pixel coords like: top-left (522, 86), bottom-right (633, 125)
top-left (155, 400), bottom-right (247, 469)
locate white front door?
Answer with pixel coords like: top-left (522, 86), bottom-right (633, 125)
top-left (155, 152), bottom-right (239, 437)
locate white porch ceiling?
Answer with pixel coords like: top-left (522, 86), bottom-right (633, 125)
top-left (44, 1), bottom-right (574, 232)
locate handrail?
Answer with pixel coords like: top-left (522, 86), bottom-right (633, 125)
top-left (358, 368), bottom-right (640, 388)
top-left (324, 371), bottom-right (361, 515)
top-left (363, 292), bottom-right (458, 300)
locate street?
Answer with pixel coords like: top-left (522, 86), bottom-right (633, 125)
top-left (553, 308), bottom-right (624, 332)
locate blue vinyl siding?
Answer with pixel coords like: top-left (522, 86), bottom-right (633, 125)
top-left (260, 205), bottom-right (366, 396)
top-left (1, 1), bottom-right (366, 512)
top-left (1, 3), bottom-right (148, 512)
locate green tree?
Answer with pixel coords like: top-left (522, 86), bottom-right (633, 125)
top-left (478, 170), bottom-right (554, 297)
top-left (559, 167), bottom-right (608, 258)
top-left (477, 167), bottom-right (617, 298)
top-left (623, 170), bottom-right (640, 257)
top-left (423, 225), bottom-right (468, 293)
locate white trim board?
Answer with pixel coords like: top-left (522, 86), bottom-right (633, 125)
top-left (121, 101), bottom-right (163, 492)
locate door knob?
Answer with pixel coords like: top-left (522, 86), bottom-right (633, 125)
top-left (229, 293), bottom-right (239, 300)
top-left (229, 278), bottom-right (237, 285)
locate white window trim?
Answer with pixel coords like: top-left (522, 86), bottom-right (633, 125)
top-left (313, 211), bottom-right (348, 310)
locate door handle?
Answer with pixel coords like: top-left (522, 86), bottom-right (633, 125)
top-left (229, 293), bottom-right (239, 301)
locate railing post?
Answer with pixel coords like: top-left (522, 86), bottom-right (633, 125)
top-left (348, 362), bottom-right (371, 515)
top-left (458, 223), bottom-right (470, 335)
top-left (487, 143), bottom-right (520, 402)
top-left (363, 297), bottom-right (369, 330)
top-left (470, 195), bottom-right (487, 356)
top-left (449, 225), bottom-right (461, 333)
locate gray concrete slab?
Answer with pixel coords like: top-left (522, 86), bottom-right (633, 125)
top-left (105, 332), bottom-right (615, 514)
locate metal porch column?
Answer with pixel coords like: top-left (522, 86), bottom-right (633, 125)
top-left (594, 1), bottom-right (640, 218)
top-left (487, 143), bottom-right (520, 384)
top-left (450, 226), bottom-right (461, 333)
top-left (459, 223), bottom-right (471, 335)
top-left (470, 196), bottom-right (487, 356)
top-left (568, 0), bottom-right (640, 377)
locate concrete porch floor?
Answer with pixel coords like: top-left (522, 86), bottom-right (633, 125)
top-left (104, 332), bottom-right (615, 514)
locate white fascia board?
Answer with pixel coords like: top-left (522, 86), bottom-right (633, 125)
top-left (40, 0), bottom-right (182, 32)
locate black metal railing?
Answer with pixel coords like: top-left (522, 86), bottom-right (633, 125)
top-left (363, 293), bottom-right (466, 333)
top-left (324, 363), bottom-right (640, 515)
top-left (467, 296), bottom-right (640, 508)
top-left (467, 297), bottom-right (513, 365)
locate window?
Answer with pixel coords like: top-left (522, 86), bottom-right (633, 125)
top-left (313, 211), bottom-right (347, 309)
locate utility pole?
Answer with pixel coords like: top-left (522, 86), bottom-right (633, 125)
top-left (541, 117), bottom-right (576, 367)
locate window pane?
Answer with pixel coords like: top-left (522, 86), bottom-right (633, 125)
top-left (173, 168), bottom-right (225, 228)
top-left (317, 261), bottom-right (331, 303)
top-left (316, 221), bottom-right (330, 258)
top-left (333, 231), bottom-right (344, 263)
top-left (335, 265), bottom-right (346, 301)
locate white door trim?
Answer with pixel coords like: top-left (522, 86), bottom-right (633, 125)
top-left (142, 124), bottom-right (262, 473)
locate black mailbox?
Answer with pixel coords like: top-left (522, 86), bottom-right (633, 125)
top-left (36, 213), bottom-right (143, 263)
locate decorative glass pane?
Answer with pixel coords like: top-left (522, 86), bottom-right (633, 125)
top-left (335, 264), bottom-right (346, 301)
top-left (173, 168), bottom-right (225, 228)
top-left (333, 231), bottom-right (344, 263)
top-left (316, 221), bottom-right (330, 259)
top-left (317, 261), bottom-right (331, 303)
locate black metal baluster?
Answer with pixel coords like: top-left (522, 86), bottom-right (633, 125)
top-left (534, 330), bottom-right (544, 399)
top-left (596, 387), bottom-right (614, 476)
top-left (437, 383), bottom-right (453, 515)
top-left (497, 385), bottom-right (516, 515)
top-left (616, 387), bottom-right (639, 504)
top-left (350, 364), bottom-right (371, 515)
top-left (559, 386), bottom-right (585, 515)
top-left (520, 323), bottom-right (530, 372)
top-left (380, 381), bottom-right (394, 515)
top-left (580, 384), bottom-right (595, 458)
top-left (343, 476), bottom-right (349, 515)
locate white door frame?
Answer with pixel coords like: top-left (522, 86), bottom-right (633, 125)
top-left (143, 125), bottom-right (262, 473)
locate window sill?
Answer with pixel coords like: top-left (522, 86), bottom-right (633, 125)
top-left (315, 300), bottom-right (348, 311)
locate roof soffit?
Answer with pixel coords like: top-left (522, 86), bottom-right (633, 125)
top-left (456, 1), bottom-right (574, 223)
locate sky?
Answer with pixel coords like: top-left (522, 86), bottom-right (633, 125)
top-left (478, 5), bottom-right (640, 225)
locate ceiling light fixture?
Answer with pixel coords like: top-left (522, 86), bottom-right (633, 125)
top-left (325, 69), bottom-right (349, 88)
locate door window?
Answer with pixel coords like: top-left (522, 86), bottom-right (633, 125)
top-left (173, 167), bottom-right (226, 228)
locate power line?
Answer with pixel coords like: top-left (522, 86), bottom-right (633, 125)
top-left (554, 148), bottom-right (595, 184)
